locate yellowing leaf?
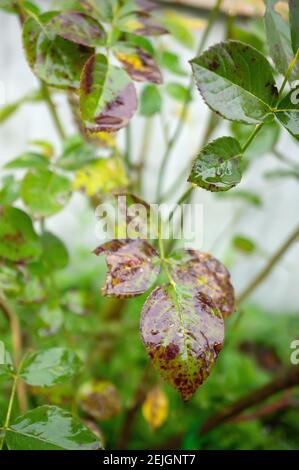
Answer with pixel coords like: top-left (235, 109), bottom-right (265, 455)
top-left (73, 157), bottom-right (128, 196)
top-left (78, 381), bottom-right (121, 420)
top-left (93, 132), bottom-right (117, 148)
top-left (142, 386), bottom-right (168, 430)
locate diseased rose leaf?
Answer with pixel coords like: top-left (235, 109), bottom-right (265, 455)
top-left (23, 12), bottom-right (94, 89)
top-left (115, 47), bottom-right (163, 84)
top-left (190, 40), bottom-right (278, 124)
top-left (141, 284), bottom-right (224, 400)
top-left (265, 0), bottom-right (299, 80)
top-left (0, 206), bottom-right (41, 262)
top-left (78, 381), bottom-right (121, 420)
top-left (47, 11), bottom-right (106, 47)
top-left (168, 249), bottom-right (235, 319)
top-left (275, 87), bottom-right (299, 140)
top-left (188, 137), bottom-right (243, 192)
top-left (94, 239), bottom-right (160, 297)
top-left (80, 53), bottom-right (138, 132)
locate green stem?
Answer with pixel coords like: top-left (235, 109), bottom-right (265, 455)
top-left (136, 118), bottom-right (154, 195)
top-left (277, 48), bottom-right (299, 101)
top-left (241, 123), bottom-right (263, 153)
top-left (237, 222), bottom-right (299, 305)
top-left (0, 373), bottom-right (18, 450)
top-left (40, 82), bottom-right (66, 141)
top-left (155, 0), bottom-right (223, 201)
top-left (124, 123), bottom-right (132, 172)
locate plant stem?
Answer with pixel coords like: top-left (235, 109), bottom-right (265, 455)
top-left (241, 123), bottom-right (263, 153)
top-left (277, 48), bottom-right (299, 101)
top-left (200, 364), bottom-right (299, 435)
top-left (40, 82), bottom-right (66, 141)
top-left (136, 118), bottom-right (154, 195)
top-left (0, 294), bottom-right (27, 414)
top-left (155, 0), bottom-right (223, 201)
top-left (0, 372), bottom-right (19, 450)
top-left (237, 222), bottom-right (299, 305)
top-left (124, 123), bottom-right (132, 172)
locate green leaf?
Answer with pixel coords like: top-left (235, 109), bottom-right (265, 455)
top-left (57, 135), bottom-right (98, 171)
top-left (0, 206), bottom-right (41, 262)
top-left (115, 45), bottom-right (162, 84)
top-left (289, 0), bottom-right (299, 54)
top-left (141, 284), bottom-right (224, 401)
top-left (216, 189), bottom-right (262, 207)
top-left (168, 250), bottom-right (235, 319)
top-left (264, 168), bottom-right (299, 180)
top-left (0, 101), bottom-right (24, 124)
top-left (158, 51), bottom-right (186, 76)
top-left (233, 235), bottom-right (256, 254)
top-left (190, 41), bottom-right (278, 124)
top-left (46, 11), bottom-right (106, 47)
top-left (23, 12), bottom-right (94, 89)
top-left (0, 0), bottom-right (17, 13)
top-left (83, 0), bottom-right (118, 21)
top-left (6, 405), bottom-right (102, 450)
top-left (39, 231), bottom-right (69, 272)
top-left (188, 137), bottom-right (243, 192)
top-left (139, 84), bottom-right (162, 116)
top-left (78, 380), bottom-right (121, 420)
top-left (0, 341), bottom-right (14, 379)
top-left (20, 348), bottom-right (80, 386)
top-left (80, 53), bottom-right (138, 132)
top-left (275, 87), bottom-right (299, 140)
top-left (0, 175), bottom-right (20, 205)
top-left (165, 82), bottom-right (191, 102)
top-left (5, 152), bottom-right (49, 170)
top-left (94, 239), bottom-right (161, 298)
top-left (228, 24), bottom-right (265, 54)
top-left (21, 169), bottom-right (71, 218)
top-left (161, 11), bottom-right (194, 48)
top-left (265, 0), bottom-right (299, 80)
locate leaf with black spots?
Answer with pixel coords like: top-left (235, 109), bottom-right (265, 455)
top-left (190, 40), bottom-right (278, 124)
top-left (115, 46), bottom-right (162, 84)
top-left (141, 284), bottom-right (224, 400)
top-left (46, 11), bottom-right (107, 47)
top-left (80, 53), bottom-right (138, 132)
top-left (188, 137), bottom-right (243, 192)
top-left (94, 239), bottom-right (160, 297)
top-left (23, 12), bottom-right (94, 88)
top-left (168, 249), bottom-right (235, 319)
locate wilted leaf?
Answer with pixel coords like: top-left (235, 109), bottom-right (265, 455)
top-left (73, 157), bottom-right (128, 196)
top-left (168, 249), bottom-right (235, 319)
top-left (20, 348), bottom-right (80, 387)
top-left (23, 12), bottom-right (94, 88)
top-left (0, 206), bottom-right (41, 262)
top-left (188, 137), bottom-right (243, 192)
top-left (139, 84), bottom-right (162, 116)
top-left (115, 47), bottom-right (162, 84)
top-left (142, 386), bottom-right (168, 430)
top-left (6, 406), bottom-right (102, 450)
top-left (21, 169), bottom-right (71, 218)
top-left (78, 381), bottom-right (121, 420)
top-left (94, 239), bottom-right (160, 297)
top-left (141, 284), bottom-right (224, 400)
top-left (265, 0), bottom-right (299, 80)
top-left (191, 41), bottom-right (278, 124)
top-left (46, 11), bottom-right (106, 47)
top-left (80, 53), bottom-right (138, 132)
top-left (276, 87), bottom-right (299, 140)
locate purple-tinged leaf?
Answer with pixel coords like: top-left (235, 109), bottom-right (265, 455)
top-left (168, 250), bottom-right (235, 319)
top-left (115, 47), bottom-right (163, 84)
top-left (80, 54), bottom-right (138, 132)
top-left (93, 239), bottom-right (160, 297)
top-left (141, 284), bottom-right (224, 401)
top-left (47, 11), bottom-right (107, 47)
